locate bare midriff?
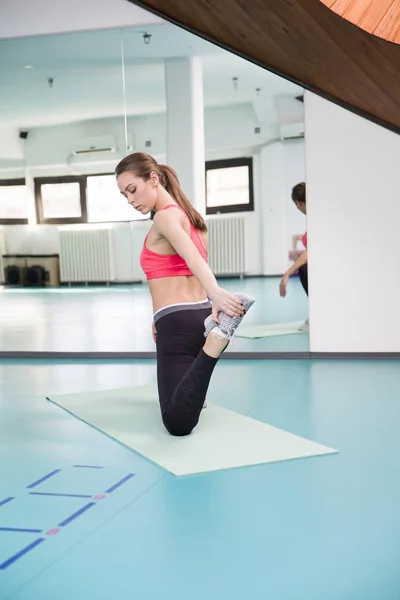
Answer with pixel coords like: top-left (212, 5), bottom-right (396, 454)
top-left (145, 217), bottom-right (209, 314)
top-left (149, 276), bottom-right (208, 313)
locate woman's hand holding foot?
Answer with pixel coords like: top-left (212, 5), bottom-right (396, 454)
top-left (208, 286), bottom-right (245, 322)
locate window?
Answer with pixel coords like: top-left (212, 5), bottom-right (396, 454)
top-left (35, 176), bottom-right (87, 224)
top-left (34, 173), bottom-right (149, 225)
top-left (205, 157), bottom-right (254, 214)
top-left (0, 179), bottom-right (30, 224)
top-left (33, 159), bottom-right (255, 224)
top-left (86, 174), bottom-right (148, 223)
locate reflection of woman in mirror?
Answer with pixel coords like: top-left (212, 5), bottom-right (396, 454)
top-left (279, 182), bottom-right (308, 331)
top-left (115, 152), bottom-right (254, 436)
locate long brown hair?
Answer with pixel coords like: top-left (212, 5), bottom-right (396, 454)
top-left (115, 152), bottom-right (207, 232)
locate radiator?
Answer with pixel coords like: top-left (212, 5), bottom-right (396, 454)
top-left (0, 228), bottom-right (6, 284)
top-left (206, 215), bottom-right (246, 276)
top-left (58, 226), bottom-right (115, 283)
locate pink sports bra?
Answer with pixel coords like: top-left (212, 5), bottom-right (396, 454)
top-left (302, 231), bottom-right (307, 248)
top-left (140, 204), bottom-right (208, 281)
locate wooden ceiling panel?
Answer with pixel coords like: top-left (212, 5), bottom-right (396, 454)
top-left (374, 2), bottom-right (400, 43)
top-left (330, 0), bottom-right (369, 21)
top-left (129, 0), bottom-right (400, 134)
top-left (325, 0), bottom-right (400, 44)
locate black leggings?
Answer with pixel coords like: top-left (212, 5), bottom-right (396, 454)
top-left (155, 301), bottom-right (218, 437)
top-left (298, 263), bottom-right (308, 296)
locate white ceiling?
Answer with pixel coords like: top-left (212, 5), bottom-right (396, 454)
top-left (0, 0), bottom-right (164, 40)
top-left (0, 22), bottom-right (303, 128)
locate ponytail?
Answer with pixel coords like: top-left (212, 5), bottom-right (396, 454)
top-left (159, 164), bottom-right (207, 233)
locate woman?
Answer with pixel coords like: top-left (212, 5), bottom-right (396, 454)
top-left (115, 152), bottom-right (255, 437)
top-left (279, 182), bottom-right (308, 331)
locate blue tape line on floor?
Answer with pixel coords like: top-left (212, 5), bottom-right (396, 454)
top-left (58, 502), bottom-right (97, 527)
top-left (0, 539), bottom-right (45, 571)
top-left (73, 465), bottom-right (104, 469)
top-left (27, 469), bottom-right (62, 489)
top-left (30, 492), bottom-right (93, 499)
top-left (105, 474), bottom-right (135, 494)
top-left (0, 527), bottom-right (43, 533)
top-left (0, 467), bottom-right (136, 571)
top-left (0, 497), bottom-right (14, 508)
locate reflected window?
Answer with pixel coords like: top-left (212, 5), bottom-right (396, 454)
top-left (0, 179), bottom-right (30, 223)
top-left (206, 158), bottom-right (254, 214)
top-left (35, 176), bottom-right (86, 224)
top-left (86, 174), bottom-right (149, 223)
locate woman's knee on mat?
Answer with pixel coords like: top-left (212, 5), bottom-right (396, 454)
top-left (162, 410), bottom-right (198, 437)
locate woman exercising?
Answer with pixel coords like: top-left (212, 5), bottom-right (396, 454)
top-left (115, 152), bottom-right (254, 437)
top-left (279, 182), bottom-right (308, 330)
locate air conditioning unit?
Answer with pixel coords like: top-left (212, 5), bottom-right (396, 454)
top-left (73, 135), bottom-right (116, 156)
top-left (279, 123), bottom-right (305, 141)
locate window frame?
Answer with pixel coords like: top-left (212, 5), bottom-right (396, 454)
top-left (34, 175), bottom-right (87, 225)
top-left (34, 172), bottom-right (150, 225)
top-left (205, 157), bottom-right (254, 215)
top-left (0, 179), bottom-right (29, 225)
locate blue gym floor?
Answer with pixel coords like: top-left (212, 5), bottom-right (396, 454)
top-left (0, 276), bottom-right (309, 353)
top-left (1, 357), bottom-right (400, 599)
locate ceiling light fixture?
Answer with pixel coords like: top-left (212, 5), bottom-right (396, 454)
top-left (24, 65), bottom-right (33, 69)
top-left (143, 33), bottom-right (151, 45)
top-left (233, 77), bottom-right (238, 92)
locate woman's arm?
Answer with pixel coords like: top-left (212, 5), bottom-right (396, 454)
top-left (285, 250), bottom-right (308, 279)
top-left (154, 210), bottom-right (244, 320)
top-left (279, 250), bottom-right (308, 297)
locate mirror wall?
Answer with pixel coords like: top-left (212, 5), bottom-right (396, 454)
top-left (0, 18), bottom-right (308, 355)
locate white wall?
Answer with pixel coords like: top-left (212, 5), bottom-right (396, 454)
top-left (0, 127), bottom-right (25, 160)
top-left (4, 225), bottom-right (60, 255)
top-left (1, 106), bottom-right (305, 279)
top-left (14, 105), bottom-right (262, 171)
top-left (0, 0), bottom-right (163, 39)
top-left (283, 139), bottom-right (307, 252)
top-left (259, 143), bottom-right (288, 275)
top-left (305, 91), bottom-right (400, 353)
top-left (258, 139), bottom-right (306, 275)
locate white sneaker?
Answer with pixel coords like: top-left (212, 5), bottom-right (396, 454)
top-left (204, 292), bottom-right (255, 340)
top-left (298, 319), bottom-right (309, 332)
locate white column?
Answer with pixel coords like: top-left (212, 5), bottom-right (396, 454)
top-left (24, 169), bottom-right (37, 226)
top-left (165, 57), bottom-right (205, 215)
top-left (259, 142), bottom-right (288, 275)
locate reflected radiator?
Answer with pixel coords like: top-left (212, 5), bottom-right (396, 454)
top-left (59, 227), bottom-right (114, 283)
top-left (206, 215), bottom-right (246, 276)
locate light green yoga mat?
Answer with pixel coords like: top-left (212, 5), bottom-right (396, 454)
top-left (236, 321), bottom-right (308, 339)
top-left (47, 384), bottom-right (336, 477)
